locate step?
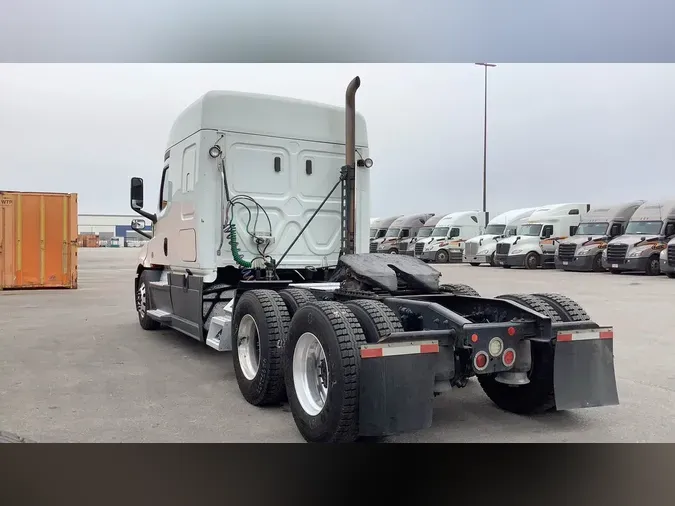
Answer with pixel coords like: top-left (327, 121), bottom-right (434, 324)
top-left (205, 316), bottom-right (232, 352)
top-left (147, 309), bottom-right (172, 322)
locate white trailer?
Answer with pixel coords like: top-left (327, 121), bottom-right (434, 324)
top-left (463, 207), bottom-right (537, 267)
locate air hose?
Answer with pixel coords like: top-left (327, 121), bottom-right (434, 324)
top-left (228, 223), bottom-right (252, 268)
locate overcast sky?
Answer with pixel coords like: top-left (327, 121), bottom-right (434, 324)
top-left (1, 64), bottom-right (674, 218)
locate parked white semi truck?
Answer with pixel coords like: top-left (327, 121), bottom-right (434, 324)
top-left (415, 211), bottom-right (485, 263)
top-left (602, 200), bottom-right (675, 276)
top-left (369, 215), bottom-right (402, 253)
top-left (402, 214), bottom-right (446, 257)
top-left (554, 201), bottom-right (644, 272)
top-left (463, 207), bottom-right (537, 267)
top-left (376, 213), bottom-right (434, 255)
top-left (494, 203), bottom-right (591, 269)
top-left (128, 77), bottom-right (619, 443)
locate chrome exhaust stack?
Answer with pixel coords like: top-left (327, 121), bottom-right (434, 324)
top-left (342, 76), bottom-right (361, 255)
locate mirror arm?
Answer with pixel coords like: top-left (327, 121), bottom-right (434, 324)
top-left (133, 207), bottom-right (157, 224)
top-left (135, 229), bottom-right (153, 240)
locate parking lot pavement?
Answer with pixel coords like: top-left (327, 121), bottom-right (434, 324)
top-left (2, 249), bottom-right (675, 442)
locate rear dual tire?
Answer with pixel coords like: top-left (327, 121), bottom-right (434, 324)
top-left (233, 289), bottom-right (403, 443)
top-left (283, 301), bottom-right (366, 443)
top-left (478, 293), bottom-right (591, 415)
top-left (231, 290), bottom-right (291, 406)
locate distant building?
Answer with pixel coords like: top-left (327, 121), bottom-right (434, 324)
top-left (78, 214), bottom-right (153, 247)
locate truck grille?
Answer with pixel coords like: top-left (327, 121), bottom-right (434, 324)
top-left (668, 245), bottom-right (675, 266)
top-left (414, 242), bottom-right (425, 256)
top-left (464, 242), bottom-right (478, 257)
top-left (606, 243), bottom-right (628, 264)
top-left (496, 243), bottom-right (510, 255)
top-left (369, 242), bottom-right (378, 253)
top-left (557, 243), bottom-right (577, 260)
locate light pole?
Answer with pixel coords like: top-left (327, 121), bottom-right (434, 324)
top-left (475, 62), bottom-right (496, 224)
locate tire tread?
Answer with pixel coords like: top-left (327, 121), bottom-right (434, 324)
top-left (440, 283), bottom-right (480, 297)
top-left (234, 289), bottom-right (291, 406)
top-left (533, 293), bottom-right (591, 322)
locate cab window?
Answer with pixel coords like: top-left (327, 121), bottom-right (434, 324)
top-left (400, 228), bottom-right (410, 238)
top-left (159, 166), bottom-right (170, 211)
top-left (449, 227), bottom-right (460, 238)
top-left (665, 222), bottom-right (675, 238)
top-left (541, 225), bottom-right (554, 238)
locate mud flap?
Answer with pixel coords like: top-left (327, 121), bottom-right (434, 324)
top-left (553, 327), bottom-right (619, 410)
top-left (358, 340), bottom-right (439, 437)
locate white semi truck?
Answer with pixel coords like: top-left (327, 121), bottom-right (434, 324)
top-left (415, 211), bottom-right (485, 263)
top-left (463, 207), bottom-right (537, 267)
top-left (494, 203), bottom-right (591, 269)
top-left (128, 77), bottom-right (618, 443)
top-left (602, 200), bottom-right (675, 276)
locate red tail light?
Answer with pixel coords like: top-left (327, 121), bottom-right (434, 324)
top-left (474, 351), bottom-right (489, 371)
top-left (502, 348), bottom-right (516, 367)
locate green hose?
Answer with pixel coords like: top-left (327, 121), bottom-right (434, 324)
top-left (228, 223), bottom-right (252, 268)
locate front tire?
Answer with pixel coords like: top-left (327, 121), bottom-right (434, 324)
top-left (591, 253), bottom-right (604, 272)
top-left (284, 301), bottom-right (366, 443)
top-left (645, 255), bottom-right (660, 276)
top-left (489, 253), bottom-right (497, 267)
top-left (231, 290), bottom-right (291, 406)
top-left (435, 249), bottom-right (449, 263)
top-left (136, 271), bottom-right (161, 331)
top-left (524, 251), bottom-right (539, 270)
top-left (470, 262), bottom-right (481, 267)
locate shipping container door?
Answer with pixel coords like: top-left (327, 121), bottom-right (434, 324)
top-left (0, 195), bottom-right (15, 288)
top-left (17, 193), bottom-right (42, 286)
top-left (43, 194), bottom-right (73, 287)
top-left (69, 194), bottom-right (78, 288)
top-left (15, 193), bottom-right (73, 288)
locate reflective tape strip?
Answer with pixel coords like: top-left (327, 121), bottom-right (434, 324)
top-left (360, 341), bottom-right (440, 359)
top-left (557, 327), bottom-right (613, 342)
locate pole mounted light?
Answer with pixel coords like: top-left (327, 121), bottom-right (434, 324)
top-left (475, 63), bottom-right (496, 225)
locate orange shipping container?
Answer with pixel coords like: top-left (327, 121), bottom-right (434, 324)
top-left (0, 191), bottom-right (78, 289)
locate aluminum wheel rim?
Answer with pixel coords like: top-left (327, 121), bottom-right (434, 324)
top-left (137, 283), bottom-right (147, 317)
top-left (237, 314), bottom-right (260, 381)
top-left (651, 258), bottom-right (659, 273)
top-left (293, 332), bottom-right (329, 416)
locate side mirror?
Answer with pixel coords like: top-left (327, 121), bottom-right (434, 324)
top-left (130, 176), bottom-right (158, 224)
top-left (130, 177), bottom-right (144, 210)
top-left (131, 218), bottom-right (152, 239)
